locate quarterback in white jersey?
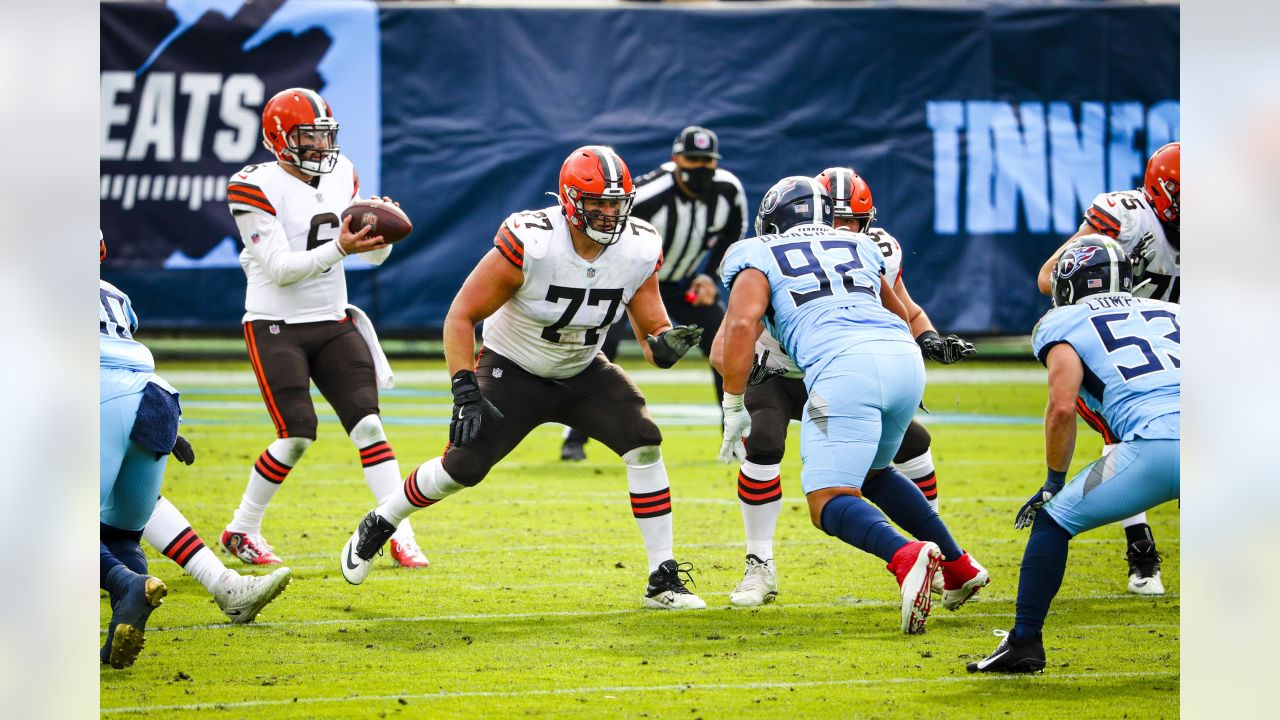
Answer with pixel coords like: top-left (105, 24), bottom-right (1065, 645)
top-left (219, 88), bottom-right (429, 572)
top-left (339, 146), bottom-right (707, 611)
top-left (1034, 141), bottom-right (1179, 594)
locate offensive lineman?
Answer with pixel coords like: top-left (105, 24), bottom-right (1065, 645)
top-left (1034, 142), bottom-right (1180, 595)
top-left (339, 146), bottom-right (707, 609)
top-left (715, 167), bottom-right (976, 607)
top-left (718, 177), bottom-right (989, 634)
top-left (220, 88), bottom-right (427, 569)
top-left (970, 236), bottom-right (1180, 672)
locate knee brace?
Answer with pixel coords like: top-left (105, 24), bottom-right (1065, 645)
top-left (622, 445), bottom-right (663, 467)
top-left (348, 414), bottom-right (387, 447)
top-left (270, 436), bottom-right (312, 466)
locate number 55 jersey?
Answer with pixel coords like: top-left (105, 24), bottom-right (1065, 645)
top-left (482, 206), bottom-right (664, 379)
top-left (1032, 294), bottom-right (1180, 442)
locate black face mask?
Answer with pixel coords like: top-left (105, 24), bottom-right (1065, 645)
top-left (679, 166), bottom-right (715, 196)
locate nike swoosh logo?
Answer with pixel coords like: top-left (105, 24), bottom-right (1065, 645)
top-left (1105, 198), bottom-right (1117, 207)
top-left (978, 648), bottom-right (1010, 669)
top-left (345, 545), bottom-right (361, 571)
top-left (226, 609), bottom-right (242, 616)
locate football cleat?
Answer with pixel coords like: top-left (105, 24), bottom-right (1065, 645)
top-left (887, 541), bottom-right (941, 634)
top-left (1127, 540), bottom-right (1165, 595)
top-left (102, 574), bottom-right (167, 669)
top-left (389, 536), bottom-right (430, 569)
top-left (340, 511), bottom-right (397, 585)
top-left (220, 530), bottom-right (283, 565)
top-left (560, 440), bottom-right (587, 462)
top-left (967, 629), bottom-right (1047, 673)
top-left (931, 568), bottom-right (944, 596)
top-left (729, 554), bottom-right (778, 607)
top-left (212, 567), bottom-right (292, 624)
top-left (644, 559), bottom-right (707, 610)
top-left (939, 552), bottom-right (991, 611)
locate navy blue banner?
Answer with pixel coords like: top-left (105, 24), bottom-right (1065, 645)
top-left (102, 2), bottom-right (1178, 335)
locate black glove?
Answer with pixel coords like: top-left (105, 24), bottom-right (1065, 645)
top-left (646, 325), bottom-right (704, 369)
top-left (449, 370), bottom-right (504, 447)
top-left (748, 349), bottom-right (789, 386)
top-left (917, 330), bottom-right (977, 365)
top-left (1014, 469), bottom-right (1067, 530)
top-left (170, 434), bottom-right (196, 465)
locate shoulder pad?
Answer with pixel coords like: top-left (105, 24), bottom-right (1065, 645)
top-left (226, 170), bottom-right (276, 216)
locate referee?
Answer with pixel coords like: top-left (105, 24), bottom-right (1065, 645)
top-left (562, 125), bottom-right (748, 460)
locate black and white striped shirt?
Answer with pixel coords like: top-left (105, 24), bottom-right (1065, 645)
top-left (631, 162), bottom-right (747, 284)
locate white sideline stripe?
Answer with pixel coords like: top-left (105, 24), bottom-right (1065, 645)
top-left (100, 670), bottom-right (1176, 714)
top-left (133, 593), bottom-right (1177, 634)
top-left (163, 367), bottom-right (1046, 387)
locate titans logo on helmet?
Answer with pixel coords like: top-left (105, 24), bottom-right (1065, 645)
top-left (1057, 245), bottom-right (1100, 279)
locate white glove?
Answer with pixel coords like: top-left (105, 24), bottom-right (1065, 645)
top-left (718, 392), bottom-right (751, 464)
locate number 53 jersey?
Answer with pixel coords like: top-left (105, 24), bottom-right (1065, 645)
top-left (1032, 294), bottom-right (1180, 442)
top-left (721, 224), bottom-right (912, 377)
top-left (481, 206), bottom-right (664, 379)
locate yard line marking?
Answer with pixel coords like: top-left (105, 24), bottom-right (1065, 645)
top-left (100, 669), bottom-right (1175, 715)
top-left (125, 593), bottom-right (1177, 634)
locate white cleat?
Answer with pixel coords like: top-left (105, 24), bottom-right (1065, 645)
top-left (213, 567), bottom-right (292, 624)
top-left (730, 554), bottom-right (778, 607)
top-left (341, 511), bottom-right (397, 586)
top-left (888, 541), bottom-right (942, 634)
top-left (1127, 540), bottom-right (1165, 595)
top-left (643, 559), bottom-right (707, 610)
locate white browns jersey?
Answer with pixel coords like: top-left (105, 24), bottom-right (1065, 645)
top-left (482, 206), bottom-right (663, 379)
top-left (227, 155), bottom-right (390, 323)
top-left (753, 225), bottom-right (905, 379)
top-left (1082, 190), bottom-right (1179, 302)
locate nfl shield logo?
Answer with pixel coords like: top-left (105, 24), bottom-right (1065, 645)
top-left (250, 233), bottom-right (261, 244)
top-left (315, 193), bottom-right (324, 203)
top-left (694, 132), bottom-right (712, 150)
top-left (586, 267), bottom-right (596, 279)
top-left (269, 324), bottom-right (281, 335)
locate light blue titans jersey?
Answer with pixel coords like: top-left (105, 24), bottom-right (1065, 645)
top-left (1032, 293), bottom-right (1180, 441)
top-left (720, 224), bottom-right (913, 376)
top-left (100, 280), bottom-right (170, 401)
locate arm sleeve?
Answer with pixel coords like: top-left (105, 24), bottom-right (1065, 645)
top-left (234, 209), bottom-right (346, 287)
top-left (361, 245), bottom-right (392, 266)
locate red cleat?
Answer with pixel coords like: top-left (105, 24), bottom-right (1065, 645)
top-left (887, 541), bottom-right (941, 634)
top-left (220, 530), bottom-right (283, 566)
top-left (939, 552), bottom-right (990, 611)
top-left (389, 537), bottom-right (430, 569)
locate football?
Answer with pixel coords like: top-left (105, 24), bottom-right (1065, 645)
top-left (341, 199), bottom-right (413, 244)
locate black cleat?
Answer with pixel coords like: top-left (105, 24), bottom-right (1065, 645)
top-left (560, 440), bottom-right (587, 462)
top-left (967, 630), bottom-right (1046, 673)
top-left (340, 511), bottom-right (397, 585)
top-left (643, 560), bottom-right (707, 610)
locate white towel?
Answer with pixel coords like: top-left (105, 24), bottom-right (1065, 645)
top-left (346, 305), bottom-right (394, 389)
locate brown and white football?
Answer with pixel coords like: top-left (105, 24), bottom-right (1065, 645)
top-left (341, 200), bottom-right (413, 244)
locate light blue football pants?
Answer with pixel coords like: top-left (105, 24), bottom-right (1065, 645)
top-left (1045, 437), bottom-right (1180, 536)
top-left (100, 390), bottom-right (167, 532)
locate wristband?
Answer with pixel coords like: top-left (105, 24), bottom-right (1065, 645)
top-left (722, 392), bottom-right (745, 412)
top-left (1045, 468), bottom-right (1067, 493)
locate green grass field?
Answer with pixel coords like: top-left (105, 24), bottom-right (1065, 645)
top-left (100, 359), bottom-right (1178, 719)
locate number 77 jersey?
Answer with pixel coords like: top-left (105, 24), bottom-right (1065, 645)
top-left (1032, 294), bottom-right (1181, 442)
top-left (720, 225), bottom-right (912, 375)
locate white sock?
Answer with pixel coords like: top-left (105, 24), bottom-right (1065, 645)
top-left (738, 460), bottom-right (782, 561)
top-left (1121, 512), bottom-right (1148, 529)
top-left (895, 448), bottom-right (939, 512)
top-left (228, 437), bottom-right (310, 534)
top-left (350, 415), bottom-right (414, 540)
top-left (623, 446), bottom-right (674, 573)
top-left (376, 457), bottom-right (464, 527)
top-left (144, 496), bottom-right (228, 592)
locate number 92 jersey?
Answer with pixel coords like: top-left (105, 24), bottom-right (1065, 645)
top-left (481, 206), bottom-right (664, 379)
top-left (227, 155), bottom-right (362, 323)
top-left (1032, 294), bottom-right (1180, 442)
top-left (1082, 190), bottom-right (1179, 302)
top-left (721, 224), bottom-right (912, 376)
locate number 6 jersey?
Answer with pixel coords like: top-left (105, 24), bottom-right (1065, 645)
top-left (481, 206), bottom-right (663, 379)
top-left (226, 155), bottom-right (391, 323)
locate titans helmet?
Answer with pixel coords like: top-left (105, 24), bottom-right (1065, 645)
top-left (1051, 235), bottom-right (1133, 307)
top-left (754, 176), bottom-right (834, 236)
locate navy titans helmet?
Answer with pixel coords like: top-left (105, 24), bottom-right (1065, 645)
top-left (1051, 235), bottom-right (1133, 307)
top-left (754, 176), bottom-right (834, 236)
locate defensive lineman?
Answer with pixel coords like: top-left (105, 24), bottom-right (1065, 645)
top-left (717, 167), bottom-right (975, 607)
top-left (1035, 142), bottom-right (1180, 594)
top-left (340, 146), bottom-right (707, 609)
top-left (970, 236), bottom-right (1180, 672)
top-left (220, 88), bottom-right (427, 569)
top-left (718, 177), bottom-right (988, 633)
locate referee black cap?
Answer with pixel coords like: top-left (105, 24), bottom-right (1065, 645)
top-left (672, 126), bottom-right (720, 159)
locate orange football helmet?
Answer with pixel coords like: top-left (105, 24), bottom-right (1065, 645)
top-left (816, 167), bottom-right (876, 232)
top-left (261, 88), bottom-right (340, 175)
top-left (1143, 142), bottom-right (1179, 228)
top-left (99, 229), bottom-right (105, 263)
top-left (559, 146), bottom-right (635, 246)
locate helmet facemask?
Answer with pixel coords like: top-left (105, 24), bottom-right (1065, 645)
top-left (280, 120), bottom-right (340, 176)
top-left (566, 186), bottom-right (634, 246)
